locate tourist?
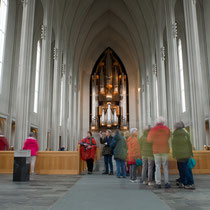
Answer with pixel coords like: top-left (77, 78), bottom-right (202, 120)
top-left (99, 130), bottom-right (113, 175)
top-left (23, 132), bottom-right (39, 174)
top-left (147, 117), bottom-right (171, 189)
top-left (79, 131), bottom-right (97, 174)
top-left (124, 131), bottom-right (130, 176)
top-left (110, 130), bottom-right (127, 178)
top-left (126, 128), bottom-right (141, 183)
top-left (139, 125), bottom-right (155, 186)
top-left (0, 131), bottom-right (9, 151)
top-left (172, 121), bottom-right (195, 189)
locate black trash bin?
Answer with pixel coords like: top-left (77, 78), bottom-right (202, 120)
top-left (13, 150), bottom-right (31, 181)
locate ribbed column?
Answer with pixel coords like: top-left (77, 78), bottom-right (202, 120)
top-left (164, 0), bottom-right (181, 128)
top-left (51, 38), bottom-right (61, 151)
top-left (15, 0), bottom-right (35, 149)
top-left (38, 0), bottom-right (54, 150)
top-left (156, 40), bottom-right (167, 121)
top-left (183, 0), bottom-right (206, 149)
top-left (61, 63), bottom-right (67, 149)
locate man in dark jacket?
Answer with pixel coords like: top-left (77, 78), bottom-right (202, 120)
top-left (172, 121), bottom-right (195, 189)
top-left (110, 130), bottom-right (127, 178)
top-left (100, 130), bottom-right (113, 175)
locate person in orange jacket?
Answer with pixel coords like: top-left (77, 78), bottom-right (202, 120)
top-left (147, 117), bottom-right (171, 189)
top-left (126, 128), bottom-right (141, 183)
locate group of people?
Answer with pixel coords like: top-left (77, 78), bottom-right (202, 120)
top-left (79, 116), bottom-right (195, 190)
top-left (0, 117), bottom-right (194, 189)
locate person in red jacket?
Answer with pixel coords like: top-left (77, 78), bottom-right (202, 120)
top-left (78, 131), bottom-right (97, 174)
top-left (147, 117), bottom-right (171, 189)
top-left (23, 132), bottom-right (39, 174)
top-left (0, 131), bottom-right (9, 150)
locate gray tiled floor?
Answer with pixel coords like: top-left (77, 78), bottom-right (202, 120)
top-left (0, 174), bottom-right (82, 210)
top-left (0, 172), bottom-right (210, 210)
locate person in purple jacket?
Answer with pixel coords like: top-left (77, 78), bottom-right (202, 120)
top-left (23, 132), bottom-right (39, 174)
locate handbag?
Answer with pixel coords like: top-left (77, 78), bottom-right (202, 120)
top-left (136, 158), bottom-right (142, 167)
top-left (187, 158), bottom-right (196, 169)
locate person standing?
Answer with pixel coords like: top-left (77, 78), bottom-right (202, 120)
top-left (147, 117), bottom-right (171, 189)
top-left (110, 130), bottom-right (127, 178)
top-left (139, 126), bottom-right (154, 186)
top-left (172, 122), bottom-right (195, 189)
top-left (0, 131), bottom-right (9, 150)
top-left (100, 130), bottom-right (113, 175)
top-left (126, 128), bottom-right (141, 183)
top-left (23, 132), bottom-right (39, 174)
top-left (79, 131), bottom-right (97, 174)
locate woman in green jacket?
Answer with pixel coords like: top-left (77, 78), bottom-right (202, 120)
top-left (139, 126), bottom-right (154, 186)
top-left (172, 121), bottom-right (195, 189)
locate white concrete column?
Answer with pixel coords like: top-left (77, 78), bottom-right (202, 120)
top-left (51, 38), bottom-right (61, 151)
top-left (164, 0), bottom-right (181, 129)
top-left (183, 0), bottom-right (206, 149)
top-left (68, 75), bottom-right (73, 150)
top-left (156, 39), bottom-right (168, 121)
top-left (38, 0), bottom-right (54, 150)
top-left (61, 63), bottom-right (67, 149)
top-left (72, 85), bottom-right (77, 150)
top-left (15, 0), bottom-right (35, 150)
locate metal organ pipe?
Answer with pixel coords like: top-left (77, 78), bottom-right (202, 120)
top-left (100, 65), bottom-right (105, 94)
top-left (114, 65), bottom-right (119, 94)
top-left (106, 50), bottom-right (112, 88)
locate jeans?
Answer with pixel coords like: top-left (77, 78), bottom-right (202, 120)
top-left (177, 160), bottom-right (194, 185)
top-left (104, 155), bottom-right (113, 173)
top-left (142, 156), bottom-right (154, 182)
top-left (130, 164), bottom-right (137, 180)
top-left (115, 159), bottom-right (126, 177)
top-left (31, 156), bottom-right (36, 173)
top-left (154, 153), bottom-right (169, 185)
top-left (86, 159), bottom-right (94, 172)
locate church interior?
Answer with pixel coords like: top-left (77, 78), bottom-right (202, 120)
top-left (1, 0), bottom-right (210, 209)
top-left (0, 0), bottom-right (210, 173)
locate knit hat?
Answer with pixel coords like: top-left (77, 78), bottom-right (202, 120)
top-left (130, 128), bottom-right (137, 134)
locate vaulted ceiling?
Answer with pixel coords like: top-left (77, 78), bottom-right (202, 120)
top-left (53, 0), bottom-right (163, 83)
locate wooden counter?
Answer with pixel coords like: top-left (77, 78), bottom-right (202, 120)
top-left (0, 150), bottom-right (210, 175)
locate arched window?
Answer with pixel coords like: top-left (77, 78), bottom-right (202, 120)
top-left (34, 41), bottom-right (41, 113)
top-left (177, 38), bottom-right (186, 112)
top-left (0, 0), bottom-right (8, 93)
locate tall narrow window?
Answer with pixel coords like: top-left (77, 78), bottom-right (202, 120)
top-left (178, 39), bottom-right (186, 112)
top-left (0, 0), bottom-right (8, 93)
top-left (34, 41), bottom-right (41, 113)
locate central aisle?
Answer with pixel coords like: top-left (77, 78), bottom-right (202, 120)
top-left (51, 173), bottom-right (170, 210)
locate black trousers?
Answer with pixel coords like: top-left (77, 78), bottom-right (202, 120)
top-left (86, 159), bottom-right (94, 172)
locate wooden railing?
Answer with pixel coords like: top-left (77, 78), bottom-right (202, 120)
top-left (1, 149), bottom-right (208, 175)
top-left (0, 148), bottom-right (100, 175)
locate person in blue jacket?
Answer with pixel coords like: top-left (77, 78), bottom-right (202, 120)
top-left (110, 130), bottom-right (127, 178)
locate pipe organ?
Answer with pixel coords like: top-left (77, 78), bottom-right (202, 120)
top-left (90, 48), bottom-right (128, 130)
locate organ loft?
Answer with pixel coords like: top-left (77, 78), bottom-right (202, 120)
top-left (90, 48), bottom-right (129, 131)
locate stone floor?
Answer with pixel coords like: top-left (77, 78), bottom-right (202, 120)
top-left (0, 172), bottom-right (210, 210)
top-left (0, 174), bottom-right (82, 210)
